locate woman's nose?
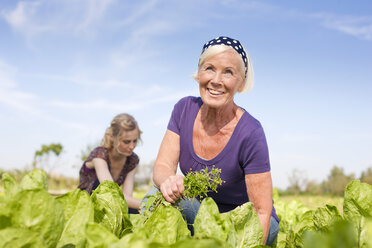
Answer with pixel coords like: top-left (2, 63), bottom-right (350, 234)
top-left (211, 71), bottom-right (222, 84)
top-left (129, 142), bottom-right (136, 149)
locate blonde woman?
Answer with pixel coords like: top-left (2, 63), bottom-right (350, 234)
top-left (146, 36), bottom-right (279, 244)
top-left (78, 113), bottom-right (142, 213)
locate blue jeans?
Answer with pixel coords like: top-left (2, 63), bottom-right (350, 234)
top-left (267, 216), bottom-right (280, 245)
top-left (140, 185), bottom-right (279, 245)
top-left (140, 185), bottom-right (200, 234)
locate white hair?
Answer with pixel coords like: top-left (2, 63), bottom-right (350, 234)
top-left (192, 44), bottom-right (254, 93)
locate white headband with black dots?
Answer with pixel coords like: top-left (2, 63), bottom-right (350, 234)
top-left (202, 36), bottom-right (248, 76)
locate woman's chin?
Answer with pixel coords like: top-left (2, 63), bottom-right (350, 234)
top-left (116, 149), bottom-right (132, 157)
top-left (202, 95), bottom-right (231, 109)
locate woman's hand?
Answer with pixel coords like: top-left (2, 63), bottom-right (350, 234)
top-left (159, 175), bottom-right (185, 203)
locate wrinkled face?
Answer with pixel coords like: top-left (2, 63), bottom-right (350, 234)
top-left (197, 50), bottom-right (244, 110)
top-left (112, 129), bottom-right (139, 157)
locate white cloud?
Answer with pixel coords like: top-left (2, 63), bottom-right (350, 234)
top-left (50, 85), bottom-right (189, 112)
top-left (1, 0), bottom-right (184, 41)
top-left (51, 99), bottom-right (134, 112)
top-left (116, 0), bottom-right (159, 27)
top-left (1, 0), bottom-right (116, 38)
top-left (31, 73), bottom-right (136, 89)
top-left (312, 13), bottom-right (372, 41)
top-left (41, 114), bottom-right (99, 135)
top-left (75, 0), bottom-right (116, 35)
top-left (2, 1), bottom-right (54, 37)
top-left (0, 60), bottom-right (40, 115)
top-left (131, 20), bottom-right (175, 42)
top-left (221, 0), bottom-right (280, 14)
top-left (0, 60), bottom-right (17, 88)
top-left (221, 2), bottom-right (372, 41)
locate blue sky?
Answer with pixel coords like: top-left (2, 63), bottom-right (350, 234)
top-left (0, 0), bottom-right (371, 189)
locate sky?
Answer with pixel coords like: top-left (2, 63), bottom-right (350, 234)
top-left (0, 0), bottom-right (371, 190)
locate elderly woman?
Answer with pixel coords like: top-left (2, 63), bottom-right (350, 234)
top-left (148, 36), bottom-right (279, 245)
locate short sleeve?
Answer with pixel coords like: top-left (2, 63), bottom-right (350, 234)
top-left (240, 126), bottom-right (271, 174)
top-left (167, 97), bottom-right (188, 135)
top-left (85, 147), bottom-right (108, 163)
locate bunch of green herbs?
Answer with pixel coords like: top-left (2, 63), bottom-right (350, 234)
top-left (142, 166), bottom-right (224, 216)
top-left (183, 166), bottom-right (224, 199)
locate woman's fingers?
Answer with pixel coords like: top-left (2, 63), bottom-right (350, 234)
top-left (176, 179), bottom-right (185, 193)
top-left (160, 175), bottom-right (184, 203)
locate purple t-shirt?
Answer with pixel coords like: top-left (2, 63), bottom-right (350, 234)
top-left (167, 96), bottom-right (279, 222)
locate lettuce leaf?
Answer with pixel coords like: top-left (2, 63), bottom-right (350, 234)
top-left (91, 181), bottom-right (132, 238)
top-left (193, 197), bottom-right (235, 248)
top-left (129, 213), bottom-right (147, 231)
top-left (109, 233), bottom-right (167, 248)
top-left (0, 227), bottom-right (46, 247)
top-left (313, 204), bottom-right (342, 233)
top-left (19, 168), bottom-right (48, 191)
top-left (1, 173), bottom-right (18, 199)
top-left (6, 189), bottom-right (64, 248)
top-left (227, 202), bottom-right (263, 248)
top-left (359, 217), bottom-right (372, 248)
top-left (56, 188), bottom-right (94, 248)
top-left (170, 237), bottom-right (229, 248)
top-left (1, 169), bottom-right (48, 200)
top-left (303, 220), bottom-right (357, 248)
top-left (85, 222), bottom-right (119, 248)
top-left (344, 180), bottom-right (372, 222)
top-left (143, 205), bottom-right (191, 245)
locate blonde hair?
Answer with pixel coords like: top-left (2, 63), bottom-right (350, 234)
top-left (101, 113), bottom-right (142, 149)
top-left (193, 44), bottom-right (254, 93)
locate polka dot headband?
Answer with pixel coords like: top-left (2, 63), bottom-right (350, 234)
top-left (202, 36), bottom-right (248, 76)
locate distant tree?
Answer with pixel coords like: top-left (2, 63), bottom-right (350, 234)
top-left (0, 168), bottom-right (4, 182)
top-left (286, 169), bottom-right (308, 195)
top-left (33, 143), bottom-right (63, 172)
top-left (324, 165), bottom-right (355, 196)
top-left (360, 167), bottom-right (372, 185)
top-left (320, 181), bottom-right (328, 195)
top-left (304, 179), bottom-right (322, 195)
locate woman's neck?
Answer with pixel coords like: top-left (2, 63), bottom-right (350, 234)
top-left (199, 103), bottom-right (239, 133)
top-left (108, 149), bottom-right (127, 167)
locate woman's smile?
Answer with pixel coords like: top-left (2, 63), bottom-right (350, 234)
top-left (207, 88), bottom-right (224, 96)
top-left (198, 50), bottom-right (244, 110)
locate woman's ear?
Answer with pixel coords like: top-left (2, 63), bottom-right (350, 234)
top-left (237, 77), bottom-right (245, 92)
top-left (192, 71), bottom-right (199, 83)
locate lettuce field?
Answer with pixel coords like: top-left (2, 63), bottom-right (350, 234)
top-left (1, 169), bottom-right (372, 248)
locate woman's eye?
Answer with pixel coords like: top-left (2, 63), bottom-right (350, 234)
top-left (123, 140), bottom-right (137, 145)
top-left (225, 69), bottom-right (233, 75)
top-left (205, 66), bottom-right (213, 71)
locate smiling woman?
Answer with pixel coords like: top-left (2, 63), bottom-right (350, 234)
top-left (77, 113), bottom-right (142, 213)
top-left (196, 50), bottom-right (244, 111)
top-left (141, 36), bottom-right (279, 245)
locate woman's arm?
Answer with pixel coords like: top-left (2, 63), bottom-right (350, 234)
top-left (245, 171), bottom-right (273, 245)
top-left (122, 167), bottom-right (141, 209)
top-left (153, 129), bottom-right (184, 203)
top-left (89, 158), bottom-right (114, 182)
